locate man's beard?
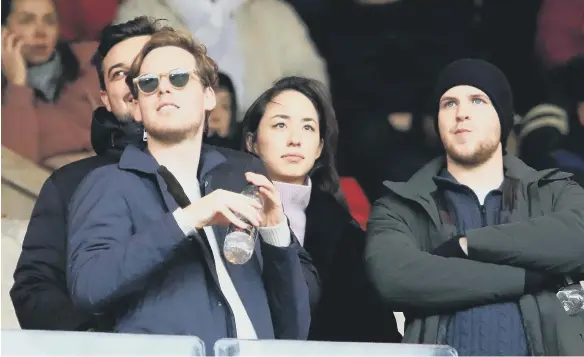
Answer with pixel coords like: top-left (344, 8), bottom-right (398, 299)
top-left (445, 138), bottom-right (500, 168)
top-left (143, 120), bottom-right (201, 145)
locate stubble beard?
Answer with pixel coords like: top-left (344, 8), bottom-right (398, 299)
top-left (143, 117), bottom-right (202, 145)
top-left (445, 137), bottom-right (500, 168)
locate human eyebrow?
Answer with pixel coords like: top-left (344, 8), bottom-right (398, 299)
top-left (269, 114), bottom-right (290, 120)
top-left (440, 96), bottom-right (458, 106)
top-left (107, 63), bottom-right (127, 78)
top-left (469, 93), bottom-right (490, 102)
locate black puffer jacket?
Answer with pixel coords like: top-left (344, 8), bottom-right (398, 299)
top-left (10, 107), bottom-right (145, 330)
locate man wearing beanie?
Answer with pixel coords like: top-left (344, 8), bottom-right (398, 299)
top-left (365, 58), bottom-right (584, 355)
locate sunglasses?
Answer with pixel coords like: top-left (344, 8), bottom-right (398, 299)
top-left (133, 68), bottom-right (198, 94)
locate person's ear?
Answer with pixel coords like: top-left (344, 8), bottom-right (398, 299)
top-left (129, 99), bottom-right (142, 123)
top-left (100, 91), bottom-right (112, 111)
top-left (203, 86), bottom-right (217, 111)
top-left (245, 133), bottom-right (256, 153)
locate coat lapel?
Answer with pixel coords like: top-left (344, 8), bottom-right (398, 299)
top-left (118, 145), bottom-right (181, 213)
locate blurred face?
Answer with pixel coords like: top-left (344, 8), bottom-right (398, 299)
top-left (100, 35), bottom-right (150, 122)
top-left (207, 89), bottom-right (232, 137)
top-left (438, 85), bottom-right (501, 167)
top-left (247, 90), bottom-right (323, 185)
top-left (134, 46), bottom-right (216, 144)
top-left (6, 0), bottom-right (59, 64)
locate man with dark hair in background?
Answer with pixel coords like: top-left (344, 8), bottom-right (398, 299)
top-left (10, 16), bottom-right (164, 331)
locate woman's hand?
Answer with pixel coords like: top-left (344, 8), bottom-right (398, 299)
top-left (1, 28), bottom-right (27, 86)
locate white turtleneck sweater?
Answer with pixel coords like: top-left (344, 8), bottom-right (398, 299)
top-left (274, 179), bottom-right (312, 246)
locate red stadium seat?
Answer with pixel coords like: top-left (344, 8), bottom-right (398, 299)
top-left (339, 177), bottom-right (370, 230)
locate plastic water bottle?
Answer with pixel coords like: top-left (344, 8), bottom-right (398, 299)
top-left (223, 185), bottom-right (264, 264)
top-left (556, 276), bottom-right (584, 316)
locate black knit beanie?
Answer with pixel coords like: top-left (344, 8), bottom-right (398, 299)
top-left (432, 59), bottom-right (514, 149)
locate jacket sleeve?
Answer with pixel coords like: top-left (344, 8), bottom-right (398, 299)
top-left (67, 168), bottom-right (190, 313)
top-left (1, 84), bottom-right (93, 163)
top-left (365, 196), bottom-right (535, 313)
top-left (246, 156), bottom-right (315, 339)
top-left (10, 177), bottom-right (95, 330)
top-left (300, 243), bottom-right (321, 313)
top-left (465, 179), bottom-right (584, 275)
top-left (260, 240), bottom-right (312, 340)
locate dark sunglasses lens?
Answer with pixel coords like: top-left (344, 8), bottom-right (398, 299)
top-left (169, 70), bottom-right (190, 88)
top-left (138, 75), bottom-right (159, 93)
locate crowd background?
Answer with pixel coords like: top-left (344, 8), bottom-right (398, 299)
top-left (2, 0), bottom-right (583, 333)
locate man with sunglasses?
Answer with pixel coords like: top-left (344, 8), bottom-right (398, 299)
top-left (9, 16), bottom-right (165, 331)
top-left (66, 29), bottom-right (316, 352)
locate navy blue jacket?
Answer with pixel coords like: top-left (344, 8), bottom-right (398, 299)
top-left (67, 145), bottom-right (315, 351)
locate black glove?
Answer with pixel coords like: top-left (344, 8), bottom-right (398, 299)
top-left (524, 271), bottom-right (547, 294)
top-left (524, 271), bottom-right (563, 294)
top-left (431, 235), bottom-right (467, 259)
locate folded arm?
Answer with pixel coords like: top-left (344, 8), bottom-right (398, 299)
top-left (365, 197), bottom-right (538, 314)
top-left (465, 179), bottom-right (584, 275)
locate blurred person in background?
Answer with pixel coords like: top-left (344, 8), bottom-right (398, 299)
top-left (551, 57), bottom-right (584, 185)
top-left (114, 0), bottom-right (328, 119)
top-left (518, 56), bottom-right (584, 186)
top-left (1, 0), bottom-right (101, 168)
top-left (310, 0), bottom-right (544, 202)
top-left (204, 72), bottom-right (242, 150)
top-left (242, 76), bottom-right (401, 343)
top-left (9, 16), bottom-right (156, 332)
top-left (535, 0), bottom-right (584, 70)
top-left (313, 0), bottom-right (478, 202)
top-left (54, 0), bottom-right (123, 42)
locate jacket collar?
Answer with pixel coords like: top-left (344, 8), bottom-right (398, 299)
top-left (118, 144), bottom-right (227, 179)
top-left (91, 107), bottom-right (146, 160)
top-left (385, 153), bottom-right (572, 200)
top-left (383, 154), bottom-right (572, 229)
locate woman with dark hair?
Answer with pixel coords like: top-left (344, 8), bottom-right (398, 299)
top-left (241, 76), bottom-right (401, 343)
top-left (204, 72), bottom-right (242, 150)
top-left (1, 0), bottom-right (100, 167)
